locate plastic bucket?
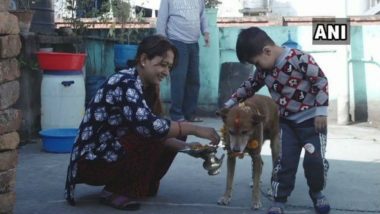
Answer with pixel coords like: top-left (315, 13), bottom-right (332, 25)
top-left (114, 44), bottom-right (138, 70)
top-left (36, 52), bottom-right (86, 71)
top-left (39, 128), bottom-right (78, 153)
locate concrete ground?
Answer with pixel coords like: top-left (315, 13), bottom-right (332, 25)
top-left (14, 117), bottom-right (380, 214)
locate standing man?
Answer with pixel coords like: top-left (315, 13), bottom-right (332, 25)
top-left (156, 0), bottom-right (210, 122)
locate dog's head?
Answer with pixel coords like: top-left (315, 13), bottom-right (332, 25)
top-left (217, 103), bottom-right (265, 154)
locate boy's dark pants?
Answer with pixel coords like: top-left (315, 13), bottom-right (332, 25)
top-left (271, 118), bottom-right (329, 202)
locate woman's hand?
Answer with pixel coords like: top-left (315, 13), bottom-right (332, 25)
top-left (187, 142), bottom-right (203, 148)
top-left (167, 122), bottom-right (220, 145)
top-left (195, 126), bottom-right (220, 145)
top-left (314, 116), bottom-right (327, 133)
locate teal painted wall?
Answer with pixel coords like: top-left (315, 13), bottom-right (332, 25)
top-left (159, 9), bottom-right (221, 113)
top-left (349, 25), bottom-right (380, 123)
top-left (85, 24), bottom-right (380, 124)
top-left (350, 26), bottom-right (380, 101)
top-left (198, 9), bottom-right (220, 111)
top-left (85, 38), bottom-right (115, 77)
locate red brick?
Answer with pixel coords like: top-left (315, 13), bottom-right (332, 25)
top-left (0, 169), bottom-right (16, 194)
top-left (0, 58), bottom-right (20, 83)
top-left (0, 109), bottom-right (21, 135)
top-left (0, 81), bottom-right (19, 110)
top-left (0, 132), bottom-right (19, 151)
top-left (0, 35), bottom-right (21, 58)
top-left (0, 150), bottom-right (17, 172)
top-left (0, 191), bottom-right (15, 213)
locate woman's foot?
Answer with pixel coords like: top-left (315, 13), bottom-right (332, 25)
top-left (99, 189), bottom-right (140, 211)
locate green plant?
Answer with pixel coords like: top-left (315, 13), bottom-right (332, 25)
top-left (108, 0), bottom-right (144, 44)
top-left (205, 0), bottom-right (221, 8)
top-left (63, 0), bottom-right (86, 36)
top-left (18, 55), bottom-right (39, 71)
top-left (63, 0), bottom-right (112, 36)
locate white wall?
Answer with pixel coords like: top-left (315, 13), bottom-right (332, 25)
top-left (54, 0), bottom-right (372, 20)
top-left (217, 0), bottom-right (370, 17)
top-left (218, 0), bottom-right (244, 17)
top-left (271, 0), bottom-right (347, 17)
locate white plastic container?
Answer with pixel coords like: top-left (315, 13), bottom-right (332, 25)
top-left (41, 72), bottom-right (85, 129)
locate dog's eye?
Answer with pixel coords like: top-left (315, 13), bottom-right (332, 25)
top-left (241, 131), bottom-right (248, 135)
top-left (228, 130), bottom-right (235, 136)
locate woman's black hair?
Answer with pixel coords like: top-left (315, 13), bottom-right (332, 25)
top-left (133, 34), bottom-right (178, 70)
top-left (236, 27), bottom-right (275, 64)
top-left (133, 35), bottom-right (178, 116)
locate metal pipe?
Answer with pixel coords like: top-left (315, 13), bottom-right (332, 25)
top-left (306, 50), bottom-right (337, 54)
top-left (337, 46), bottom-right (350, 125)
top-left (337, 2), bottom-right (351, 125)
top-left (348, 57), bottom-right (380, 68)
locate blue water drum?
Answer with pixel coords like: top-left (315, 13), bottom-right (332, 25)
top-left (114, 44), bottom-right (138, 70)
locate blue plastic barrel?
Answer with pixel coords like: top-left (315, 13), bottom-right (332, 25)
top-left (114, 44), bottom-right (138, 70)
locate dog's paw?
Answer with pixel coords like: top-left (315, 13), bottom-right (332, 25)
top-left (251, 200), bottom-right (262, 210)
top-left (217, 196), bottom-right (231, 205)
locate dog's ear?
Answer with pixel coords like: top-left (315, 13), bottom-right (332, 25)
top-left (251, 114), bottom-right (265, 125)
top-left (216, 107), bottom-right (229, 122)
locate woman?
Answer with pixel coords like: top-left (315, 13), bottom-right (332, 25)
top-left (65, 35), bottom-right (220, 210)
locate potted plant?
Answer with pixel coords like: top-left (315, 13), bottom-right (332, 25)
top-left (59, 0), bottom-right (111, 104)
top-left (109, 0), bottom-right (144, 70)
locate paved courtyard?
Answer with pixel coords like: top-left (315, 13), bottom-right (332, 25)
top-left (14, 117), bottom-right (380, 214)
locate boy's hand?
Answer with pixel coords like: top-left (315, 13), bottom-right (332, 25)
top-left (314, 116), bottom-right (327, 133)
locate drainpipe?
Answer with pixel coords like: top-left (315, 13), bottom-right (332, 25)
top-left (348, 57), bottom-right (380, 68)
top-left (337, 0), bottom-right (351, 125)
top-left (337, 46), bottom-right (350, 125)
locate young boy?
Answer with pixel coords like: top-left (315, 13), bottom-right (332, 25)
top-left (224, 27), bottom-right (330, 214)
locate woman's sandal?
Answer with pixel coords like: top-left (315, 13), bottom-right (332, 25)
top-left (99, 192), bottom-right (140, 211)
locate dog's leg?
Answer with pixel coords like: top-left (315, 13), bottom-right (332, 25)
top-left (251, 154), bottom-right (263, 209)
top-left (217, 155), bottom-right (236, 205)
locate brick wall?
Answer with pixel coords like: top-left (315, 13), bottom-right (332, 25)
top-left (0, 0), bottom-right (22, 213)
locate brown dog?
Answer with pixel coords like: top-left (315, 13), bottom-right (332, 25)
top-left (217, 95), bottom-right (280, 209)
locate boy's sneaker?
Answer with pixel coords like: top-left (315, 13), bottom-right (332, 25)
top-left (309, 191), bottom-right (330, 214)
top-left (267, 202), bottom-right (285, 214)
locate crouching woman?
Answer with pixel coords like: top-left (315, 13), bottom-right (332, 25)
top-left (65, 35), bottom-right (220, 210)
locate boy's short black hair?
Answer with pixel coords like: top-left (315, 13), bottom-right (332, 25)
top-left (236, 27), bottom-right (275, 64)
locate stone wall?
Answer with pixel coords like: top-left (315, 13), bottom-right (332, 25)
top-left (0, 0), bottom-right (22, 213)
